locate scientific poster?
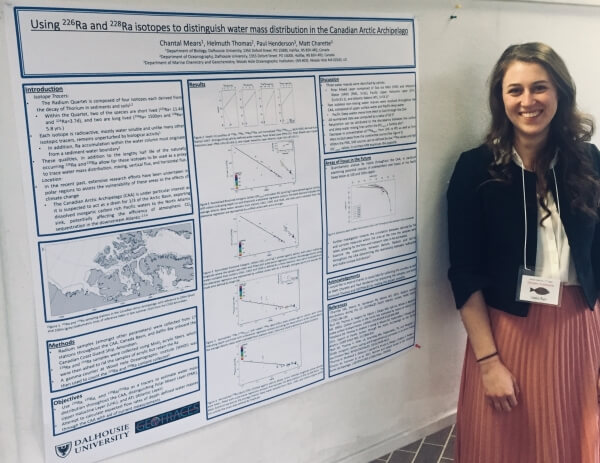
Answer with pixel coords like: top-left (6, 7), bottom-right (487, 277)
top-left (4, 4), bottom-right (418, 461)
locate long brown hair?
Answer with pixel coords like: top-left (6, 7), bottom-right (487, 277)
top-left (485, 42), bottom-right (600, 221)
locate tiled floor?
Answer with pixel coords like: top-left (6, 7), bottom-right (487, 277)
top-left (369, 424), bottom-right (455, 463)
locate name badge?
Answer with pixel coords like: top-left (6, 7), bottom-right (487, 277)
top-left (516, 268), bottom-right (562, 306)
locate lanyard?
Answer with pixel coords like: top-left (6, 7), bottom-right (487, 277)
top-left (514, 149), bottom-right (564, 305)
top-left (517, 153), bottom-right (561, 272)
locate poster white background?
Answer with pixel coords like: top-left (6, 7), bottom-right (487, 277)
top-left (4, 3), bottom-right (417, 462)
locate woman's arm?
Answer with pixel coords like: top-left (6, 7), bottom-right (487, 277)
top-left (448, 149), bottom-right (519, 411)
top-left (589, 144), bottom-right (600, 297)
top-left (460, 290), bottom-right (520, 412)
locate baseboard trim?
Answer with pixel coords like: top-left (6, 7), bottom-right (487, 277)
top-left (333, 411), bottom-right (457, 463)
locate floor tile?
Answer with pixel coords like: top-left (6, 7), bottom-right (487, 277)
top-left (367, 423), bottom-right (457, 463)
top-left (388, 450), bottom-right (417, 463)
top-left (400, 438), bottom-right (421, 452)
top-left (412, 443), bottom-right (443, 463)
top-left (369, 455), bottom-right (389, 463)
top-left (442, 435), bottom-right (455, 459)
top-left (423, 426), bottom-right (452, 446)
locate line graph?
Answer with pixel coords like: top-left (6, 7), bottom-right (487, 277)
top-left (217, 81), bottom-right (296, 129)
top-left (260, 87), bottom-right (278, 125)
top-left (227, 141), bottom-right (296, 191)
top-left (234, 270), bottom-right (300, 325)
top-left (279, 83), bottom-right (295, 124)
top-left (235, 327), bottom-right (302, 385)
top-left (231, 205), bottom-right (299, 257)
top-left (241, 87), bottom-right (258, 126)
top-left (348, 178), bottom-right (396, 222)
top-left (219, 87), bottom-right (239, 128)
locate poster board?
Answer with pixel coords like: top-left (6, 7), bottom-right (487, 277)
top-left (4, 4), bottom-right (418, 462)
top-left (478, 0), bottom-right (600, 5)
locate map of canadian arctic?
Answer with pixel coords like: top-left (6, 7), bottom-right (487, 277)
top-left (41, 222), bottom-right (195, 319)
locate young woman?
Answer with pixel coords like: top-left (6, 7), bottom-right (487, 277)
top-left (447, 42), bottom-right (600, 462)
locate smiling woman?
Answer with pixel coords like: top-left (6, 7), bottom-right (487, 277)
top-left (447, 42), bottom-right (600, 463)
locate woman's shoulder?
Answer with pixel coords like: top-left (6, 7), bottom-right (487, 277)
top-left (447, 144), bottom-right (495, 199)
top-left (451, 143), bottom-right (494, 180)
top-left (457, 143), bottom-right (494, 163)
top-left (584, 142), bottom-right (600, 166)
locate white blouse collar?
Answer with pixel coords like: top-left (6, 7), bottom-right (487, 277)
top-left (511, 147), bottom-right (558, 170)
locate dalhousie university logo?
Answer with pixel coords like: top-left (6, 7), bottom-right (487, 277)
top-left (55, 442), bottom-right (72, 458)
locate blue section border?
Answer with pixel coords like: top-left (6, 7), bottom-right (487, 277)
top-left (51, 357), bottom-right (200, 436)
top-left (206, 375), bottom-right (324, 421)
top-left (318, 72), bottom-right (417, 155)
top-left (38, 218), bottom-right (198, 323)
top-left (327, 280), bottom-right (416, 378)
top-left (323, 147), bottom-right (417, 274)
top-left (326, 256), bottom-right (417, 301)
top-left (46, 306), bottom-right (199, 393)
top-left (189, 74), bottom-right (326, 421)
top-left (14, 7), bottom-right (415, 78)
top-left (22, 79), bottom-right (193, 237)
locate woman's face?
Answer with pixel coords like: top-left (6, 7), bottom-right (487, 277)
top-left (501, 60), bottom-right (558, 145)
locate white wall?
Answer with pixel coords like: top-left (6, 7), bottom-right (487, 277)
top-left (2, 1), bottom-right (600, 462)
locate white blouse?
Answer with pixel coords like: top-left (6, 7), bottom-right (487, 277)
top-left (512, 150), bottom-right (579, 285)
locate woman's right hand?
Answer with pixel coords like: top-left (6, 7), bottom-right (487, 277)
top-left (457, 291), bottom-right (520, 412)
top-left (478, 356), bottom-right (520, 412)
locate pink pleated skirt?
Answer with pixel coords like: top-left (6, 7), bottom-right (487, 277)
top-left (456, 286), bottom-right (600, 463)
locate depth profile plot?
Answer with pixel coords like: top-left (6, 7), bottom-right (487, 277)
top-left (349, 178), bottom-right (396, 222)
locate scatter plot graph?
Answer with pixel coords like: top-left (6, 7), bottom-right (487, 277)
top-left (279, 83), bottom-right (295, 124)
top-left (227, 141), bottom-right (296, 191)
top-left (348, 178), bottom-right (396, 222)
top-left (241, 87), bottom-right (259, 126)
top-left (231, 205), bottom-right (299, 257)
top-left (219, 87), bottom-right (239, 128)
top-left (234, 270), bottom-right (300, 325)
top-left (235, 327), bottom-right (302, 385)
